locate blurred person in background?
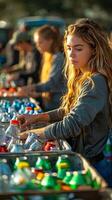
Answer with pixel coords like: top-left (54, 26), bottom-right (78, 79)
top-left (1, 24), bottom-right (30, 70)
top-left (2, 31), bottom-right (19, 68)
top-left (4, 31), bottom-right (42, 86)
top-left (18, 25), bottom-right (67, 111)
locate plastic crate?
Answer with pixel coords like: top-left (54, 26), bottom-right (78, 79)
top-left (0, 151), bottom-right (109, 200)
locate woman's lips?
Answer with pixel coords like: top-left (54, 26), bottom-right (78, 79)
top-left (70, 59), bottom-right (78, 64)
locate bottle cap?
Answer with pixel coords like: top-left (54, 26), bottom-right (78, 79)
top-left (10, 119), bottom-right (19, 125)
top-left (26, 107), bottom-right (32, 111)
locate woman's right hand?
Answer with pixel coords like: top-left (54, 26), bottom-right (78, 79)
top-left (17, 114), bottom-right (37, 130)
top-left (17, 85), bottom-right (35, 97)
top-left (17, 113), bottom-right (50, 131)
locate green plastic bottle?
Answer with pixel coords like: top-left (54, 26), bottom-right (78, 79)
top-left (56, 155), bottom-right (71, 170)
top-left (35, 156), bottom-right (51, 171)
top-left (63, 171), bottom-right (73, 185)
top-left (41, 173), bottom-right (61, 190)
top-left (84, 169), bottom-right (93, 186)
top-left (92, 178), bottom-right (101, 189)
top-left (69, 171), bottom-right (87, 189)
top-left (14, 157), bottom-right (29, 170)
top-left (56, 155), bottom-right (71, 179)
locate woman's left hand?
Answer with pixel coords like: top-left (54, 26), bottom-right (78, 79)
top-left (19, 127), bottom-right (46, 140)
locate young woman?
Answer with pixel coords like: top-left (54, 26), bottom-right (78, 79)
top-left (18, 25), bottom-right (66, 111)
top-left (18, 18), bottom-right (112, 186)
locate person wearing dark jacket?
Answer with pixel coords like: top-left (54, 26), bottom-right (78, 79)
top-left (5, 31), bottom-right (42, 85)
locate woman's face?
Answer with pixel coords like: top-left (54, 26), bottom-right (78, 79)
top-left (66, 34), bottom-right (93, 72)
top-left (34, 33), bottom-right (53, 53)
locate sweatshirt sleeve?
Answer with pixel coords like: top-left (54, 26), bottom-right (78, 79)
top-left (46, 108), bottom-right (65, 123)
top-left (44, 74), bottom-right (108, 140)
top-left (35, 53), bottom-right (65, 93)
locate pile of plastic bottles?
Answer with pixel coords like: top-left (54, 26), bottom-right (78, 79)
top-left (0, 98), bottom-right (72, 153)
top-left (0, 98), bottom-right (42, 122)
top-left (0, 155), bottom-right (102, 193)
top-left (0, 98), bottom-right (44, 153)
top-left (0, 73), bottom-right (17, 97)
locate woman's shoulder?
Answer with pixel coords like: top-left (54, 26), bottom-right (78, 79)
top-left (82, 73), bottom-right (108, 95)
top-left (91, 73), bottom-right (108, 90)
top-left (92, 73), bottom-right (106, 80)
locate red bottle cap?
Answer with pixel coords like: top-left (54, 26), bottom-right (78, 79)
top-left (26, 107), bottom-right (32, 111)
top-left (10, 119), bottom-right (19, 125)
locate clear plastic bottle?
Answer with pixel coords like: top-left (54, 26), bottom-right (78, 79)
top-left (5, 119), bottom-right (20, 144)
top-left (0, 159), bottom-right (12, 177)
top-left (1, 112), bottom-right (10, 130)
top-left (0, 124), bottom-right (8, 152)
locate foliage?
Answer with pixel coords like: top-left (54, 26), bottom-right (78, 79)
top-left (0, 0), bottom-right (112, 28)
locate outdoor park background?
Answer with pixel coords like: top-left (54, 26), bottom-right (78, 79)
top-left (0, 0), bottom-right (112, 30)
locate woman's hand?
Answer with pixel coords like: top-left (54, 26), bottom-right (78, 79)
top-left (19, 127), bottom-right (46, 140)
top-left (17, 87), bottom-right (30, 96)
top-left (19, 130), bottom-right (29, 140)
top-left (17, 113), bottom-right (50, 130)
top-left (17, 85), bottom-right (35, 97)
top-left (17, 114), bottom-right (38, 130)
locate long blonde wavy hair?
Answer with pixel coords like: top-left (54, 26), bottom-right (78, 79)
top-left (61, 18), bottom-right (112, 123)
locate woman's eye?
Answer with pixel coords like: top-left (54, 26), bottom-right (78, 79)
top-left (76, 48), bottom-right (82, 51)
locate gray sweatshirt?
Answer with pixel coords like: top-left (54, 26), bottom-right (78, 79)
top-left (45, 73), bottom-right (109, 159)
top-left (35, 52), bottom-right (67, 110)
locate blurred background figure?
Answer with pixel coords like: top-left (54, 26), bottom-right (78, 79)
top-left (3, 31), bottom-right (20, 68)
top-left (4, 31), bottom-right (42, 86)
top-left (18, 25), bottom-right (67, 111)
top-left (2, 23), bottom-right (30, 69)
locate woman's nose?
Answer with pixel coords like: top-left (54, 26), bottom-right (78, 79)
top-left (69, 48), bottom-right (75, 57)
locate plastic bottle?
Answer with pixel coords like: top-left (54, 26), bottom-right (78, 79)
top-left (35, 156), bottom-right (51, 171)
top-left (29, 139), bottom-right (43, 151)
top-left (33, 106), bottom-right (43, 114)
top-left (0, 159), bottom-right (12, 177)
top-left (24, 107), bottom-right (34, 115)
top-left (10, 141), bottom-right (24, 153)
top-left (104, 132), bottom-right (112, 161)
top-left (56, 155), bottom-right (71, 180)
top-left (69, 171), bottom-right (88, 189)
top-left (43, 141), bottom-right (56, 151)
top-left (14, 157), bottom-right (28, 170)
top-left (5, 119), bottom-right (20, 144)
top-left (10, 158), bottom-right (32, 189)
top-left (18, 104), bottom-right (25, 115)
top-left (0, 124), bottom-right (8, 152)
top-left (41, 173), bottom-right (60, 190)
top-left (1, 112), bottom-right (11, 130)
top-left (24, 133), bottom-right (38, 149)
